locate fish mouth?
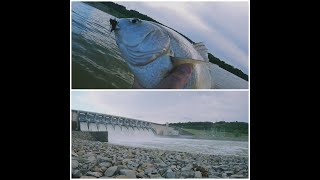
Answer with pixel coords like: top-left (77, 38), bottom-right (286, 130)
top-left (119, 31), bottom-right (171, 66)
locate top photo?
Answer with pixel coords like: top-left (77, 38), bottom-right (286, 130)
top-left (71, 1), bottom-right (249, 89)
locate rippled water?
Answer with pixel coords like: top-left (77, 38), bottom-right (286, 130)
top-left (72, 2), bottom-right (133, 88)
top-left (111, 135), bottom-right (248, 157)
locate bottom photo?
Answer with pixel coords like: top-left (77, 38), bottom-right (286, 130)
top-left (71, 91), bottom-right (249, 179)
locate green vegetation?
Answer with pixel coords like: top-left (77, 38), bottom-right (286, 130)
top-left (169, 121), bottom-right (249, 140)
top-left (181, 128), bottom-right (248, 141)
top-left (208, 53), bottom-right (248, 81)
top-left (84, 2), bottom-right (248, 81)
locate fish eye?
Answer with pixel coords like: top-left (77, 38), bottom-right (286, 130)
top-left (131, 18), bottom-right (141, 24)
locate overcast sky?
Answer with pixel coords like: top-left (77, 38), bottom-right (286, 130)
top-left (114, 1), bottom-right (249, 73)
top-left (72, 91), bottom-right (248, 124)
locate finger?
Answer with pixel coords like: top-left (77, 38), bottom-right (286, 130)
top-left (156, 63), bottom-right (193, 89)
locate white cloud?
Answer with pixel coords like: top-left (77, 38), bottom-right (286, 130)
top-left (72, 91), bottom-right (248, 124)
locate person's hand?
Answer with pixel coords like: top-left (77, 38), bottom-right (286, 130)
top-left (132, 63), bottom-right (193, 89)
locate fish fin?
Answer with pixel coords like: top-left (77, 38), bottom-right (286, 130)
top-left (193, 42), bottom-right (209, 61)
top-left (170, 57), bottom-right (209, 67)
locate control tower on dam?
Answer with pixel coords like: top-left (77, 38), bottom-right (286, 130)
top-left (72, 109), bottom-right (179, 141)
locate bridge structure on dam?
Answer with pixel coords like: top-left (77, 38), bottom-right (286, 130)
top-left (72, 109), bottom-right (179, 143)
top-left (72, 109), bottom-right (162, 134)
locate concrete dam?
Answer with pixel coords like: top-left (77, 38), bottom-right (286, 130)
top-left (72, 110), bottom-right (179, 142)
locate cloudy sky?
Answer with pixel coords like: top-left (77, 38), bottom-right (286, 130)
top-left (115, 1), bottom-right (249, 73)
top-left (72, 91), bottom-right (248, 124)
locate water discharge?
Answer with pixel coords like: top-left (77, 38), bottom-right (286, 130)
top-left (98, 124), bottom-right (107, 131)
top-left (88, 123), bottom-right (98, 131)
top-left (79, 122), bottom-right (89, 131)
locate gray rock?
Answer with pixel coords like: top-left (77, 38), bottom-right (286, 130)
top-left (120, 169), bottom-right (133, 175)
top-left (158, 162), bottom-right (168, 168)
top-left (79, 175), bottom-right (96, 178)
top-left (175, 155), bottom-right (182, 161)
top-left (158, 169), bottom-right (167, 176)
top-left (152, 169), bottom-right (158, 174)
top-left (99, 162), bottom-right (112, 168)
top-left (91, 166), bottom-right (102, 172)
top-left (114, 161), bottom-right (123, 166)
top-left (144, 168), bottom-right (154, 175)
top-left (115, 175), bottom-right (128, 178)
top-left (219, 165), bottom-right (229, 171)
top-left (136, 173), bottom-right (144, 178)
top-left (194, 171), bottom-right (202, 178)
top-left (77, 150), bottom-right (86, 156)
top-left (225, 171), bottom-right (234, 176)
top-left (98, 176), bottom-right (114, 179)
top-left (72, 160), bottom-right (79, 169)
top-left (88, 162), bottom-right (98, 171)
top-left (117, 165), bottom-right (127, 171)
top-left (212, 165), bottom-right (222, 171)
top-left (181, 164), bottom-right (193, 171)
top-left (80, 169), bottom-right (89, 176)
top-left (82, 164), bottom-right (88, 169)
top-left (208, 174), bottom-right (220, 178)
top-left (180, 171), bottom-right (194, 178)
top-left (72, 151), bottom-right (79, 157)
top-left (149, 173), bottom-right (162, 178)
top-left (222, 173), bottom-right (228, 178)
top-left (100, 166), bottom-right (108, 172)
top-left (141, 163), bottom-right (155, 169)
top-left (72, 169), bottom-right (81, 178)
top-left (120, 169), bottom-right (137, 178)
top-left (165, 169), bottom-right (176, 178)
top-left (127, 160), bottom-right (134, 165)
top-left (131, 163), bottom-right (139, 168)
top-left (126, 171), bottom-right (137, 178)
top-left (104, 166), bottom-right (118, 177)
top-left (230, 174), bottom-right (245, 178)
top-left (99, 157), bottom-right (112, 163)
top-left (88, 156), bottom-right (96, 163)
top-left (87, 171), bottom-right (103, 177)
top-left (154, 159), bottom-right (162, 163)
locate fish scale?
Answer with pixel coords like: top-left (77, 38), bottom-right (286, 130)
top-left (114, 18), bottom-right (212, 88)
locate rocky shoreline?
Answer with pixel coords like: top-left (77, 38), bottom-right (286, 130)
top-left (72, 138), bottom-right (248, 178)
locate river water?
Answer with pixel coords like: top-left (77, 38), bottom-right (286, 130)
top-left (72, 2), bottom-right (133, 88)
top-left (104, 125), bottom-right (248, 157)
top-left (111, 136), bottom-right (248, 157)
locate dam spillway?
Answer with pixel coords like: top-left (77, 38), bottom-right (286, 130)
top-left (72, 110), bottom-right (157, 142)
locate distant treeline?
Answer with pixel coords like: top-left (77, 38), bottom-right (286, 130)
top-left (85, 2), bottom-right (248, 81)
top-left (208, 53), bottom-right (248, 81)
top-left (169, 121), bottom-right (248, 134)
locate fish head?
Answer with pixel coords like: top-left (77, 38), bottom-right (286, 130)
top-left (114, 18), bottom-right (171, 66)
